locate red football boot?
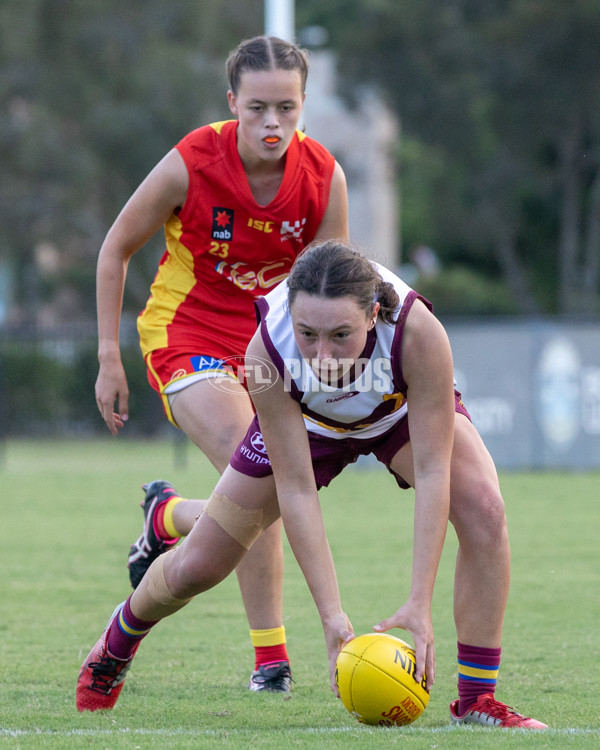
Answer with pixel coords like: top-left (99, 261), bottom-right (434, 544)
top-left (76, 605), bottom-right (139, 711)
top-left (450, 693), bottom-right (547, 729)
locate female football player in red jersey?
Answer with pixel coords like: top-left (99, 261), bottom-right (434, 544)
top-left (93, 35), bottom-right (348, 693)
top-left (79, 243), bottom-right (546, 729)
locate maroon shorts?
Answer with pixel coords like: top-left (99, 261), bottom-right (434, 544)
top-left (229, 391), bottom-right (471, 490)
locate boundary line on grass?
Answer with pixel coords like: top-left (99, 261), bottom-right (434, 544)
top-left (2, 727), bottom-right (599, 738)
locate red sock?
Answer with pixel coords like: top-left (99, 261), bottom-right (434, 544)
top-left (255, 644), bottom-right (289, 670)
top-left (457, 641), bottom-right (501, 716)
top-left (154, 501), bottom-right (178, 541)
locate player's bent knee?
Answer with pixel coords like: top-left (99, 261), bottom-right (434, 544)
top-left (480, 488), bottom-right (507, 529)
top-left (451, 481), bottom-right (507, 544)
top-left (146, 548), bottom-right (194, 608)
top-left (203, 491), bottom-right (279, 551)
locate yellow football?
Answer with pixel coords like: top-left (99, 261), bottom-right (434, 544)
top-left (335, 633), bottom-right (430, 726)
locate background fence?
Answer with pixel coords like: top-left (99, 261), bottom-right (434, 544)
top-left (0, 321), bottom-right (165, 439)
top-left (1, 318), bottom-right (600, 470)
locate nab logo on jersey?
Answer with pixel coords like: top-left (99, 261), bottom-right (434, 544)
top-left (212, 207), bottom-right (234, 240)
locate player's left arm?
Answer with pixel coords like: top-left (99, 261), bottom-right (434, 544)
top-left (312, 161), bottom-right (349, 243)
top-left (374, 300), bottom-right (455, 689)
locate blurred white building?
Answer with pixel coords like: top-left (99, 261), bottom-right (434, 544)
top-left (302, 50), bottom-right (400, 269)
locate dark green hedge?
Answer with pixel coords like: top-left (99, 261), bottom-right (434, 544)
top-left (0, 338), bottom-right (165, 437)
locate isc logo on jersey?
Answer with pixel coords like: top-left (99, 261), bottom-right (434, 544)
top-left (247, 216), bottom-right (306, 241)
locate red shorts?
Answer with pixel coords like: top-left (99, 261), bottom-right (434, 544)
top-left (145, 347), bottom-right (247, 426)
top-left (230, 391), bottom-right (471, 490)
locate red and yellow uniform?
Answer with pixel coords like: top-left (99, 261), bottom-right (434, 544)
top-left (138, 120), bottom-right (335, 412)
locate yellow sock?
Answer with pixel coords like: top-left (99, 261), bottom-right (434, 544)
top-left (250, 626), bottom-right (287, 647)
top-left (250, 627), bottom-right (288, 668)
top-left (162, 496), bottom-right (187, 539)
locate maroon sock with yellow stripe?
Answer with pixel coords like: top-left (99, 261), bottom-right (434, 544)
top-left (106, 597), bottom-right (158, 660)
top-left (457, 641), bottom-right (501, 716)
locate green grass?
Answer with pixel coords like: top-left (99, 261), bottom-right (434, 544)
top-left (1, 438), bottom-right (599, 748)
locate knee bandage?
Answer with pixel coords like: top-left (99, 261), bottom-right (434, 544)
top-left (203, 491), bottom-right (279, 550)
top-left (145, 547), bottom-right (193, 610)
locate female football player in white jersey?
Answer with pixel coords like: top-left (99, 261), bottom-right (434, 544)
top-left (79, 242), bottom-right (546, 729)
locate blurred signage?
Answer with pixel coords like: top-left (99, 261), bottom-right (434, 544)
top-left (447, 321), bottom-right (600, 469)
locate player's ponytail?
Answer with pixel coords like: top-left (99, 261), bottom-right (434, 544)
top-left (373, 279), bottom-right (399, 325)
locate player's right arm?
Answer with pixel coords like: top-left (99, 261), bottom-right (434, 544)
top-left (312, 161), bottom-right (349, 244)
top-left (245, 330), bottom-right (354, 693)
top-left (95, 149), bottom-right (189, 434)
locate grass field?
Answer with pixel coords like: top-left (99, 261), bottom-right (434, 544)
top-left (1, 437), bottom-right (599, 749)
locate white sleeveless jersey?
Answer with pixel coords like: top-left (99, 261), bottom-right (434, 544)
top-left (255, 264), bottom-right (431, 440)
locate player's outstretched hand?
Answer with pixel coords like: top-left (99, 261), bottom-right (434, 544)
top-left (323, 612), bottom-right (354, 696)
top-left (372, 599), bottom-right (435, 691)
top-left (95, 358), bottom-right (130, 436)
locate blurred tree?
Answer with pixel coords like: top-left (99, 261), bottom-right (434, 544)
top-left (0, 0), bottom-right (262, 323)
top-left (489, 0), bottom-right (600, 314)
top-left (2, 0), bottom-right (599, 318)
top-left (298, 0), bottom-right (600, 315)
